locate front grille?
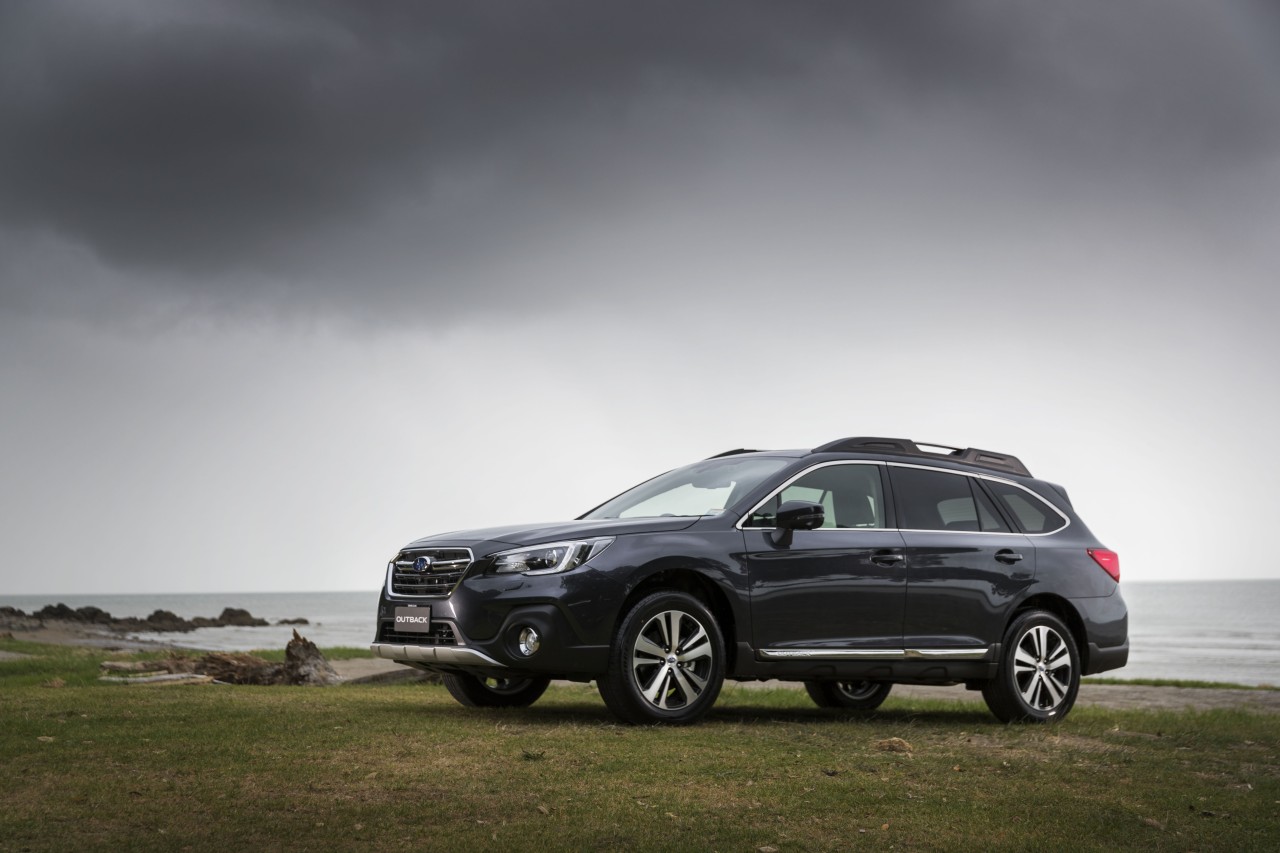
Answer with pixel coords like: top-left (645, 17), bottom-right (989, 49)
top-left (389, 547), bottom-right (473, 596)
top-left (377, 620), bottom-right (459, 646)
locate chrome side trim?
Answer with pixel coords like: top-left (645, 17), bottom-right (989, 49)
top-left (735, 458), bottom-right (1070, 537)
top-left (370, 642), bottom-right (502, 667)
top-left (905, 647), bottom-right (989, 660)
top-left (761, 648), bottom-right (903, 659)
top-left (760, 646), bottom-right (990, 661)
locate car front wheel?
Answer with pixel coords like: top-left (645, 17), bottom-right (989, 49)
top-left (597, 591), bottom-right (725, 725)
top-left (982, 610), bottom-right (1080, 723)
top-left (441, 673), bottom-right (551, 708)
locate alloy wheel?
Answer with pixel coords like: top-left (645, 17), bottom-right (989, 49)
top-left (1012, 624), bottom-right (1074, 712)
top-left (630, 609), bottom-right (715, 711)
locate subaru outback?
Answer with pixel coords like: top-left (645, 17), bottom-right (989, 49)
top-left (371, 436), bottom-right (1128, 724)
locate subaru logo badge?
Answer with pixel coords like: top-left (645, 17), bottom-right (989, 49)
top-left (413, 556), bottom-right (433, 572)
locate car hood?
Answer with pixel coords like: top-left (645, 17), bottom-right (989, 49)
top-left (403, 516), bottom-right (702, 555)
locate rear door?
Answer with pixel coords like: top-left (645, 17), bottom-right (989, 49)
top-left (888, 465), bottom-right (1037, 654)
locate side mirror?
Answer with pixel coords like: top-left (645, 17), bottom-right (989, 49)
top-left (771, 500), bottom-right (824, 546)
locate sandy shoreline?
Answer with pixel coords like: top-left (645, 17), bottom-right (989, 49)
top-left (3, 619), bottom-right (183, 651)
top-left (5, 619), bottom-right (1279, 713)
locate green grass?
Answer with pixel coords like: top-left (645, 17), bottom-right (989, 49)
top-left (2, 641), bottom-right (1277, 852)
top-left (1083, 676), bottom-right (1277, 691)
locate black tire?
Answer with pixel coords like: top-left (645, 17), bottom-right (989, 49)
top-left (441, 673), bottom-right (551, 708)
top-left (982, 610), bottom-right (1080, 723)
top-left (597, 591), bottom-right (725, 725)
top-left (804, 679), bottom-right (892, 711)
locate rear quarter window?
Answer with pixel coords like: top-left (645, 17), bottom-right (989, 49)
top-left (982, 480), bottom-right (1067, 534)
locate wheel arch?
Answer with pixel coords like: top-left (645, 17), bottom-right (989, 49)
top-left (617, 568), bottom-right (740, 673)
top-left (1011, 594), bottom-right (1090, 672)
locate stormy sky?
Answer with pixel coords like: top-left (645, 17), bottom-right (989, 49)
top-left (1, 1), bottom-right (1278, 595)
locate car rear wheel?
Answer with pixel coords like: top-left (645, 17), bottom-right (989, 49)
top-left (441, 673), bottom-right (551, 708)
top-left (982, 610), bottom-right (1080, 723)
top-left (804, 679), bottom-right (892, 710)
top-left (597, 591), bottom-right (725, 725)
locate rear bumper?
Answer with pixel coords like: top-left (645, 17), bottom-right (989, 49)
top-left (1084, 639), bottom-right (1129, 675)
top-left (1072, 587), bottom-right (1128, 675)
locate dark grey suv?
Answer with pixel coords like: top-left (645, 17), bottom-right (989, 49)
top-left (371, 437), bottom-right (1128, 724)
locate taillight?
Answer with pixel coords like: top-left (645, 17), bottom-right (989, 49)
top-left (1088, 549), bottom-right (1120, 582)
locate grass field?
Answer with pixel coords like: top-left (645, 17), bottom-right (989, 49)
top-left (2, 639), bottom-right (1277, 852)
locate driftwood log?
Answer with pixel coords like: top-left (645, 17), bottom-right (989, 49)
top-left (99, 630), bottom-right (341, 686)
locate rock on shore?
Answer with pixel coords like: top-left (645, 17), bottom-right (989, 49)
top-left (0, 604), bottom-right (305, 634)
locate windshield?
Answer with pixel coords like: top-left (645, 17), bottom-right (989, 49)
top-left (583, 456), bottom-right (790, 520)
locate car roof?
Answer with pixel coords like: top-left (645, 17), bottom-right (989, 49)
top-left (706, 436), bottom-right (1032, 479)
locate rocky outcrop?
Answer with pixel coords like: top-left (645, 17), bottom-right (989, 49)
top-left (0, 607), bottom-right (44, 631)
top-left (2, 604), bottom-right (289, 633)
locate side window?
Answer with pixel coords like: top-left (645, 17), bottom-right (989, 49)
top-left (983, 480), bottom-right (1066, 534)
top-left (972, 482), bottom-right (1010, 532)
top-left (745, 464), bottom-right (884, 529)
top-left (889, 467), bottom-right (987, 531)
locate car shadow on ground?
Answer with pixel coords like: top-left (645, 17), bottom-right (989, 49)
top-left (708, 705), bottom-right (995, 726)
top-left (378, 696), bottom-right (994, 727)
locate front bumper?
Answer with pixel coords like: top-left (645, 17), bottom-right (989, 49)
top-left (372, 576), bottom-right (617, 679)
top-left (370, 642), bottom-right (502, 667)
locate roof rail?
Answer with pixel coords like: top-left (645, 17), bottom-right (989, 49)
top-left (811, 436), bottom-right (1031, 477)
top-left (704, 448), bottom-right (758, 459)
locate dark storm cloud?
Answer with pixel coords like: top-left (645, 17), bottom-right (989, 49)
top-left (0, 2), bottom-right (985, 271)
top-left (0, 0), bottom-right (1277, 315)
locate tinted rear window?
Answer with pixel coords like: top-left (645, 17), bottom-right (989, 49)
top-left (889, 466), bottom-right (1011, 532)
top-left (982, 480), bottom-right (1067, 534)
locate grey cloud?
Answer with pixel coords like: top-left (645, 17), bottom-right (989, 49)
top-left (0, 0), bottom-right (1276, 320)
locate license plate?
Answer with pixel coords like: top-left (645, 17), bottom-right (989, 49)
top-left (394, 606), bottom-right (431, 633)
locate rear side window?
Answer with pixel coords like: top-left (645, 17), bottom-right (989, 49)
top-left (982, 480), bottom-right (1067, 534)
top-left (888, 467), bottom-right (1008, 532)
top-left (972, 483), bottom-right (1010, 532)
top-left (745, 463), bottom-right (884, 529)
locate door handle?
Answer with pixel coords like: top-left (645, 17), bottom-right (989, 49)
top-left (995, 549), bottom-right (1024, 565)
top-left (870, 550), bottom-right (904, 567)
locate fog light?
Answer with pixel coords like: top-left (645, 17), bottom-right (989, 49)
top-left (517, 626), bottom-right (541, 656)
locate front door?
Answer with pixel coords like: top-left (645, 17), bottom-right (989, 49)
top-left (743, 462), bottom-right (907, 654)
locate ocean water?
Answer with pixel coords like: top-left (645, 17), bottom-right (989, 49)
top-left (3, 581), bottom-right (1278, 686)
top-left (1114, 579), bottom-right (1280, 686)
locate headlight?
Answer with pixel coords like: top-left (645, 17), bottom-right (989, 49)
top-left (491, 537), bottom-right (615, 575)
